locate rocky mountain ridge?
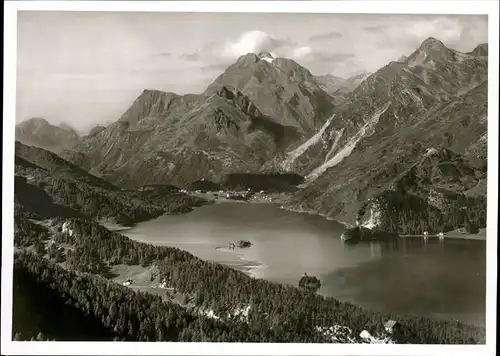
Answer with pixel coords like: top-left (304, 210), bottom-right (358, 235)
top-left (61, 52), bottom-right (337, 188)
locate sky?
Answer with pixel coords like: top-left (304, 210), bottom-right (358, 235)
top-left (16, 11), bottom-right (488, 133)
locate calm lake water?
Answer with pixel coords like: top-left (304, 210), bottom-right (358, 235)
top-left (123, 202), bottom-right (486, 327)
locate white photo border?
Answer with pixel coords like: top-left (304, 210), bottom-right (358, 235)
top-left (2, 1), bottom-right (498, 355)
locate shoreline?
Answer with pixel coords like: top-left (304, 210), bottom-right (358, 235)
top-left (101, 197), bottom-right (488, 244)
top-left (214, 246), bottom-right (268, 277)
top-left (96, 204), bottom-right (485, 329)
top-left (98, 219), bottom-right (135, 232)
top-left (399, 228), bottom-right (486, 241)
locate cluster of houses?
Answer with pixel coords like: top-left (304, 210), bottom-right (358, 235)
top-left (359, 320), bottom-right (400, 343)
top-left (158, 278), bottom-right (168, 289)
top-left (316, 319), bottom-right (400, 344)
top-left (423, 231), bottom-right (445, 240)
top-left (180, 185), bottom-right (285, 205)
top-left (247, 190), bottom-right (278, 203)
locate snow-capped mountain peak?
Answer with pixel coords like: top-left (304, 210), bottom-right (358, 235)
top-left (258, 51), bottom-right (275, 63)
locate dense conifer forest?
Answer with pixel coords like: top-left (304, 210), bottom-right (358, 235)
top-left (12, 212), bottom-right (485, 344)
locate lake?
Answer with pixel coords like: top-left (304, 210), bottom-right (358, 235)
top-left (122, 202), bottom-right (486, 327)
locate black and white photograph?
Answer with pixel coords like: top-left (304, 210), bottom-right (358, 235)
top-left (2, 1), bottom-right (498, 355)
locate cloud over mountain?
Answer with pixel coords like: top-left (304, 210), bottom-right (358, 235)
top-left (309, 31), bottom-right (343, 42)
top-left (16, 12), bottom-right (488, 132)
top-left (182, 30), bottom-right (354, 74)
top-left (183, 30), bottom-right (297, 63)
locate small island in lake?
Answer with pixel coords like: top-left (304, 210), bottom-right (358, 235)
top-left (228, 240), bottom-right (253, 249)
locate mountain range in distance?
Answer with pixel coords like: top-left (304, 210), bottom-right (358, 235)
top-left (15, 37), bottom-right (488, 234)
top-left (15, 118), bottom-right (82, 154)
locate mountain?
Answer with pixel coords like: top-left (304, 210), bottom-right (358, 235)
top-left (62, 53), bottom-right (336, 188)
top-left (277, 37), bottom-right (487, 179)
top-left (87, 125), bottom-right (107, 137)
top-left (204, 52), bottom-right (335, 133)
top-left (16, 118), bottom-right (81, 154)
top-left (60, 37), bottom-right (487, 233)
top-left (16, 141), bottom-right (116, 190)
top-left (315, 72), bottom-right (370, 96)
top-left (467, 43), bottom-right (488, 57)
top-left (286, 36), bottom-right (488, 231)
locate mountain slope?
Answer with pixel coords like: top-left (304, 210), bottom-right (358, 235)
top-left (289, 78), bottom-right (487, 231)
top-left (315, 72), bottom-right (370, 101)
top-left (275, 38), bottom-right (488, 180)
top-left (16, 118), bottom-right (81, 154)
top-left (467, 43), bottom-right (488, 57)
top-left (204, 52), bottom-right (336, 133)
top-left (61, 37), bottom-right (487, 217)
top-left (15, 142), bottom-right (207, 225)
top-left (62, 54), bottom-right (333, 188)
top-left (16, 141), bottom-right (117, 190)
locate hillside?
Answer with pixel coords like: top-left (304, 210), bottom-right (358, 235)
top-left (15, 142), bottom-right (207, 225)
top-left (11, 214), bottom-right (485, 344)
top-left (276, 38), bottom-right (487, 178)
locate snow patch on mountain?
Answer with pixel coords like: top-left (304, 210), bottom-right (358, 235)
top-left (306, 104), bottom-right (391, 183)
top-left (258, 51), bottom-right (275, 64)
top-left (280, 115), bottom-right (335, 170)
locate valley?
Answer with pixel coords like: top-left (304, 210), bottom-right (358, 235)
top-left (12, 34), bottom-right (489, 345)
